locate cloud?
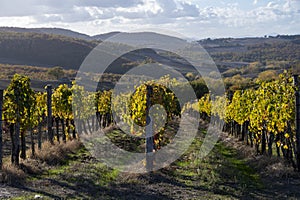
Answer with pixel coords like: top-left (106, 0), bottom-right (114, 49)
top-left (198, 0), bottom-right (300, 28)
top-left (74, 0), bottom-right (143, 8)
top-left (171, 2), bottom-right (200, 17)
top-left (35, 7), bottom-right (94, 23)
top-left (0, 0), bottom-right (143, 17)
top-left (0, 0), bottom-right (299, 38)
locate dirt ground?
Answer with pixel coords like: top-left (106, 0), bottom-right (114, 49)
top-left (1, 121), bottom-right (300, 199)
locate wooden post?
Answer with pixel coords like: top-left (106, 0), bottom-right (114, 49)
top-left (15, 89), bottom-right (20, 165)
top-left (37, 115), bottom-right (42, 149)
top-left (95, 112), bottom-right (100, 130)
top-left (55, 117), bottom-right (60, 143)
top-left (46, 85), bottom-right (53, 144)
top-left (146, 85), bottom-right (154, 171)
top-left (9, 124), bottom-right (15, 164)
top-left (0, 89), bottom-right (3, 169)
top-left (293, 75), bottom-right (300, 171)
top-left (61, 118), bottom-right (66, 142)
top-left (30, 127), bottom-right (35, 157)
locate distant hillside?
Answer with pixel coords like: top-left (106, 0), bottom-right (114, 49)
top-left (0, 31), bottom-right (98, 69)
top-left (198, 35), bottom-right (300, 76)
top-left (0, 27), bottom-right (299, 79)
top-left (0, 27), bottom-right (120, 41)
top-left (199, 35), bottom-right (300, 63)
top-left (92, 31), bottom-right (121, 40)
top-left (0, 27), bottom-right (91, 40)
top-left (0, 30), bottom-right (197, 74)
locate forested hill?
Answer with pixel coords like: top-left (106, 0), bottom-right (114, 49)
top-left (0, 30), bottom-right (194, 73)
top-left (198, 35), bottom-right (300, 73)
top-left (0, 27), bottom-right (299, 76)
top-left (0, 31), bottom-right (98, 69)
top-left (0, 27), bottom-right (91, 40)
top-left (0, 27), bottom-right (120, 41)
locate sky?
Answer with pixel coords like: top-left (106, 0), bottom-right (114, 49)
top-left (0, 0), bottom-right (299, 39)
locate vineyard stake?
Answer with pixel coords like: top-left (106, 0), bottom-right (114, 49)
top-left (46, 85), bottom-right (54, 144)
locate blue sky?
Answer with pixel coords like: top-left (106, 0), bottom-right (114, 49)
top-left (0, 0), bottom-right (299, 39)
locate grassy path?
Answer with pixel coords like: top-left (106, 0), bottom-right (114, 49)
top-left (1, 123), bottom-right (299, 199)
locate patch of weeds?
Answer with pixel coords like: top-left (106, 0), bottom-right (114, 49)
top-left (215, 143), bottom-right (263, 190)
top-left (47, 164), bottom-right (71, 176)
top-left (0, 164), bottom-right (26, 186)
top-left (176, 160), bottom-right (192, 168)
top-left (166, 136), bottom-right (221, 189)
top-left (34, 140), bottom-right (82, 165)
top-left (92, 163), bottom-right (119, 186)
top-left (165, 132), bottom-right (263, 196)
top-left (106, 130), bottom-right (144, 152)
top-left (8, 194), bottom-right (53, 200)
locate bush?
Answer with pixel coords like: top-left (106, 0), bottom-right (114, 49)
top-left (0, 164), bottom-right (26, 186)
top-left (35, 140), bottom-right (83, 165)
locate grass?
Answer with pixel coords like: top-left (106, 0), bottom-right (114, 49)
top-left (30, 141), bottom-right (119, 185)
top-left (34, 140), bottom-right (83, 165)
top-left (0, 163), bottom-right (26, 186)
top-left (1, 124), bottom-right (271, 199)
top-left (105, 129), bottom-right (145, 152)
top-left (0, 140), bottom-right (83, 185)
top-left (215, 143), bottom-right (264, 193)
top-left (8, 194), bottom-right (53, 200)
top-left (159, 131), bottom-right (264, 198)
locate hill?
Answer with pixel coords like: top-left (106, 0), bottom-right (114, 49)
top-left (198, 35), bottom-right (300, 77)
top-left (0, 27), bottom-right (91, 40)
top-left (0, 27), bottom-right (121, 41)
top-left (91, 31), bottom-right (121, 40)
top-left (0, 27), bottom-right (299, 82)
top-left (0, 30), bottom-right (197, 74)
top-left (0, 31), bottom-right (98, 69)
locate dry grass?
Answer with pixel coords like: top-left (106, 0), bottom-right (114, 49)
top-left (252, 155), bottom-right (300, 179)
top-left (219, 131), bottom-right (300, 180)
top-left (34, 140), bottom-right (83, 165)
top-left (0, 164), bottom-right (26, 185)
top-left (0, 139), bottom-right (83, 185)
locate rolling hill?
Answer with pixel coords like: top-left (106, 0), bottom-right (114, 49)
top-left (0, 31), bottom-right (98, 69)
top-left (0, 29), bottom-right (197, 74)
top-left (0, 27), bottom-right (299, 80)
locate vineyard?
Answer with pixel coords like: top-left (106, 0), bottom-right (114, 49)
top-left (1, 72), bottom-right (300, 169)
top-left (1, 71), bottom-right (300, 198)
top-left (186, 71), bottom-right (300, 171)
top-left (0, 73), bottom-right (184, 169)
top-left (0, 74), bottom-right (112, 168)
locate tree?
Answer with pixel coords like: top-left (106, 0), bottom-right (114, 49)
top-left (47, 66), bottom-right (65, 80)
top-left (185, 72), bottom-right (195, 81)
top-left (257, 70), bottom-right (277, 81)
top-left (190, 79), bottom-right (209, 99)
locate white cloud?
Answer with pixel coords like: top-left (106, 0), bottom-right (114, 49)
top-left (0, 0), bottom-right (299, 39)
top-left (0, 16), bottom-right (36, 26)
